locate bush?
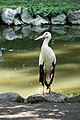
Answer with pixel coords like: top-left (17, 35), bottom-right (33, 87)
top-left (0, 0), bottom-right (80, 17)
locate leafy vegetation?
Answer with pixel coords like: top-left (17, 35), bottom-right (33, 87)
top-left (0, 0), bottom-right (80, 17)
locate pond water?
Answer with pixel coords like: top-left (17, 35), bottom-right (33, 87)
top-left (0, 25), bottom-right (80, 97)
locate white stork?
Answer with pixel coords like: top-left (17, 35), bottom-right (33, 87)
top-left (35, 32), bottom-right (56, 94)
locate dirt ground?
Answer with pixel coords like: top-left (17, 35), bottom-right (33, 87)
top-left (0, 101), bottom-right (80, 120)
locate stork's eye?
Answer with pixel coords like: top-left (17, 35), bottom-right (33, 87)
top-left (45, 33), bottom-right (48, 35)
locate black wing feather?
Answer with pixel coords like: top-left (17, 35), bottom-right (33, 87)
top-left (39, 62), bottom-right (55, 89)
top-left (39, 64), bottom-right (51, 88)
top-left (47, 62), bottom-right (55, 89)
top-left (39, 64), bottom-right (44, 86)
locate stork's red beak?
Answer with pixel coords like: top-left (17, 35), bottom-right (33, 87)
top-left (35, 35), bottom-right (45, 40)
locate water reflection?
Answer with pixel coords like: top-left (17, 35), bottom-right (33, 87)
top-left (3, 27), bottom-right (22, 40)
top-left (0, 48), bottom-right (5, 62)
top-left (1, 25), bottom-right (80, 41)
top-left (0, 48), bottom-right (3, 59)
top-left (1, 25), bottom-right (49, 41)
top-left (0, 25), bottom-right (80, 97)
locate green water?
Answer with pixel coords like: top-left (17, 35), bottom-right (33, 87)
top-left (0, 25), bottom-right (80, 97)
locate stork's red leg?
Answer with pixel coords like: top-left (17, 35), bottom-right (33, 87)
top-left (42, 85), bottom-right (45, 95)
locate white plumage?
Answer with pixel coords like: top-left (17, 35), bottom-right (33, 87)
top-left (35, 32), bottom-right (56, 94)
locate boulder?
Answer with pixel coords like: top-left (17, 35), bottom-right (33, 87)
top-left (25, 94), bottom-right (45, 103)
top-left (14, 18), bottom-right (23, 25)
top-left (1, 8), bottom-right (21, 25)
top-left (31, 15), bottom-right (49, 26)
top-left (0, 9), bottom-right (2, 23)
top-left (67, 10), bottom-right (80, 24)
top-left (0, 92), bottom-right (24, 103)
top-left (44, 93), bottom-right (67, 102)
top-left (66, 95), bottom-right (80, 102)
top-left (21, 8), bottom-right (33, 24)
top-left (25, 92), bottom-right (67, 103)
top-left (51, 14), bottom-right (66, 25)
top-left (15, 7), bottom-right (21, 14)
top-left (2, 8), bottom-right (16, 25)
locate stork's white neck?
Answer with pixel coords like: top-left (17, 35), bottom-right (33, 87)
top-left (42, 38), bottom-right (50, 47)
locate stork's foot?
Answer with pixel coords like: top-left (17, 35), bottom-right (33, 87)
top-left (41, 92), bottom-right (45, 95)
top-left (40, 91), bottom-right (54, 96)
top-left (49, 90), bottom-right (53, 95)
top-left (40, 92), bottom-right (49, 95)
top-left (39, 86), bottom-right (53, 95)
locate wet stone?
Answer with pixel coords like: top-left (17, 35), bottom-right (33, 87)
top-left (25, 92), bottom-right (67, 103)
top-left (66, 95), bottom-right (80, 102)
top-left (0, 92), bottom-right (24, 103)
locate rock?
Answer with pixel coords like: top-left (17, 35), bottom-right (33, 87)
top-left (51, 14), bottom-right (66, 25)
top-left (15, 7), bottom-right (21, 14)
top-left (45, 93), bottom-right (67, 102)
top-left (2, 8), bottom-right (16, 25)
top-left (0, 9), bottom-right (2, 23)
top-left (66, 95), bottom-right (80, 102)
top-left (25, 92), bottom-right (67, 103)
top-left (14, 18), bottom-right (23, 25)
top-left (3, 27), bottom-right (22, 40)
top-left (0, 92), bottom-right (24, 103)
top-left (1, 8), bottom-right (21, 25)
top-left (25, 94), bottom-right (45, 103)
top-left (67, 10), bottom-right (80, 24)
top-left (31, 15), bottom-right (49, 26)
top-left (21, 8), bottom-right (33, 24)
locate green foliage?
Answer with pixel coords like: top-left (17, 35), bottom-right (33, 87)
top-left (0, 0), bottom-right (80, 17)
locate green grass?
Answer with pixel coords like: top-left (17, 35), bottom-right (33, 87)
top-left (0, 0), bottom-right (80, 17)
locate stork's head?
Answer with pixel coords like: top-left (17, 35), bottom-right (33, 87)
top-left (35, 32), bottom-right (51, 41)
